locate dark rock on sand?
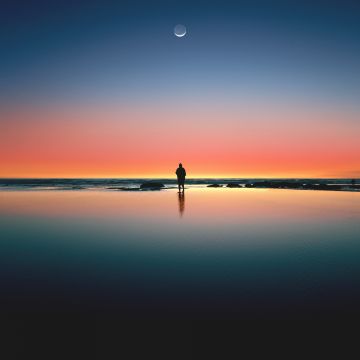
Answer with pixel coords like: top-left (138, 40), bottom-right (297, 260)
top-left (60, 186), bottom-right (85, 190)
top-left (226, 183), bottom-right (241, 188)
top-left (251, 181), bottom-right (302, 189)
top-left (207, 184), bottom-right (223, 188)
top-left (247, 181), bottom-right (360, 191)
top-left (107, 187), bottom-right (140, 191)
top-left (140, 182), bottom-right (165, 190)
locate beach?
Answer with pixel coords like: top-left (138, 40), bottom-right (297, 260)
top-left (1, 185), bottom-right (360, 315)
top-left (2, 184), bottom-right (360, 357)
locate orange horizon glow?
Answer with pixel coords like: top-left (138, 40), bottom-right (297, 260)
top-left (1, 104), bottom-right (359, 179)
top-left (1, 173), bottom-right (358, 179)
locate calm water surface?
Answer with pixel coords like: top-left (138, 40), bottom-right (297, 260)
top-left (1, 188), bottom-right (360, 315)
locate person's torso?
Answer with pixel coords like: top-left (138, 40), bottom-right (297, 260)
top-left (176, 168), bottom-right (186, 178)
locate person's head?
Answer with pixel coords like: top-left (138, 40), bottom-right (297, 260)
top-left (179, 163), bottom-right (182, 168)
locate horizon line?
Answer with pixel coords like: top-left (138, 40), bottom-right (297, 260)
top-left (0, 176), bottom-right (358, 180)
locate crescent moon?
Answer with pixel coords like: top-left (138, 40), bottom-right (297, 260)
top-left (174, 24), bottom-right (186, 38)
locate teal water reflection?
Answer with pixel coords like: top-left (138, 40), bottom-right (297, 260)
top-left (1, 188), bottom-right (360, 314)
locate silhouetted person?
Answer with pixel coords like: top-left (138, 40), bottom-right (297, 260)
top-left (178, 191), bottom-right (185, 217)
top-left (176, 163), bottom-right (186, 192)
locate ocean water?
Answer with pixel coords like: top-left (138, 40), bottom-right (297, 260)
top-left (1, 186), bottom-right (360, 316)
top-left (0, 177), bottom-right (357, 191)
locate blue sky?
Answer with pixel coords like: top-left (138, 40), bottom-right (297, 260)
top-left (1, 0), bottom-right (360, 107)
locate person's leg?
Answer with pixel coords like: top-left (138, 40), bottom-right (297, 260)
top-left (178, 182), bottom-right (181, 192)
top-left (182, 183), bottom-right (185, 192)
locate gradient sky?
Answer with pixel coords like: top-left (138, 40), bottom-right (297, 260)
top-left (1, 0), bottom-right (359, 178)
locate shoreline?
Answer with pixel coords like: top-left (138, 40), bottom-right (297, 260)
top-left (0, 185), bottom-right (359, 193)
top-left (0, 178), bottom-right (359, 192)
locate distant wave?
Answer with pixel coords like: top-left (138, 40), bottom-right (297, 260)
top-left (0, 178), bottom-right (358, 191)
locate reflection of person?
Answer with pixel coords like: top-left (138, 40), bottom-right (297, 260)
top-left (175, 163), bottom-right (186, 193)
top-left (178, 191), bottom-right (185, 217)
